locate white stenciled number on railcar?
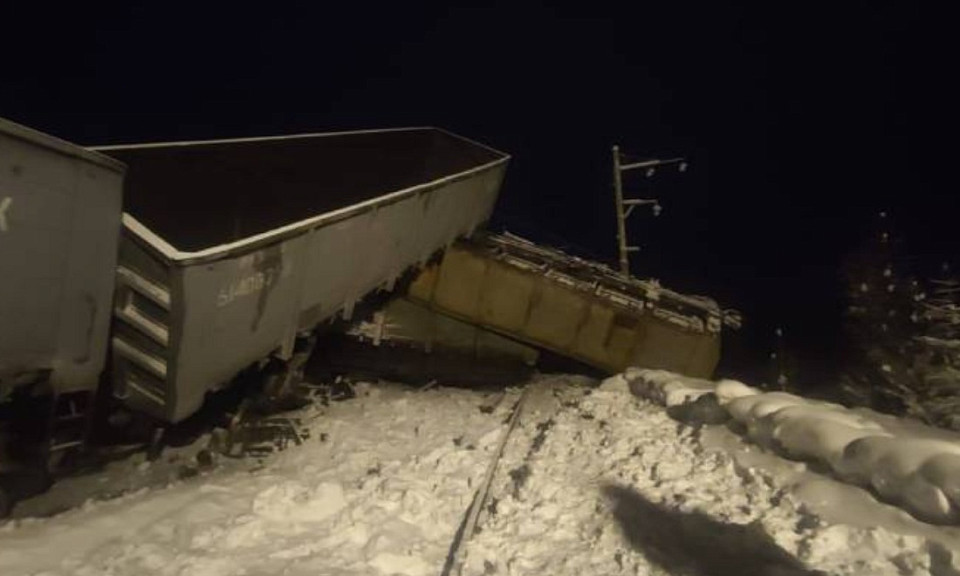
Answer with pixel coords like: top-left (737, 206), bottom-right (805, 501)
top-left (0, 196), bottom-right (11, 233)
top-left (216, 265), bottom-right (281, 307)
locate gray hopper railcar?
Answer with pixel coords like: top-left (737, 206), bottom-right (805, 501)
top-left (93, 128), bottom-right (509, 423)
top-left (1, 119), bottom-right (124, 401)
top-left (2, 119), bottom-right (125, 514)
top-left (2, 122), bottom-right (507, 516)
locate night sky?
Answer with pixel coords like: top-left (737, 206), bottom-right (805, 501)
top-left (2, 2), bottom-right (951, 384)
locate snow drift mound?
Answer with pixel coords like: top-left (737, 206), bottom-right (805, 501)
top-left (625, 368), bottom-right (960, 525)
top-left (624, 369), bottom-right (717, 407)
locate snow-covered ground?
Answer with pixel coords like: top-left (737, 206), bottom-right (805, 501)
top-left (0, 382), bottom-right (519, 576)
top-left (631, 369), bottom-right (960, 525)
top-left (3, 373), bottom-right (960, 575)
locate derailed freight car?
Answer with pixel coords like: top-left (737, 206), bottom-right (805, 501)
top-left (0, 119), bottom-right (124, 400)
top-left (93, 128), bottom-right (509, 423)
top-left (0, 119), bottom-right (124, 467)
top-left (406, 232), bottom-right (740, 378)
top-left (1, 119), bottom-right (125, 514)
top-left (1, 122), bottom-right (507, 515)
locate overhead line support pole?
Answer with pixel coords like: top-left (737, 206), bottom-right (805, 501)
top-left (612, 145), bottom-right (630, 275)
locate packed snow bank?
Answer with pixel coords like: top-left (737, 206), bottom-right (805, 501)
top-left (463, 378), bottom-right (942, 575)
top-left (4, 374), bottom-right (959, 575)
top-left (622, 368), bottom-right (718, 407)
top-left (627, 369), bottom-right (960, 525)
top-left (0, 384), bottom-right (521, 576)
top-left (624, 368), bottom-right (758, 407)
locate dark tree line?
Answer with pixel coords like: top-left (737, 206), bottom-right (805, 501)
top-left (841, 211), bottom-right (960, 428)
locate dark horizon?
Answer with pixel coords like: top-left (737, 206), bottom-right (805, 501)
top-left (2, 2), bottom-right (951, 387)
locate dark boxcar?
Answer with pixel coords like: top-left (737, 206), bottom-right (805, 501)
top-left (93, 128), bottom-right (508, 422)
top-left (0, 118), bottom-right (125, 400)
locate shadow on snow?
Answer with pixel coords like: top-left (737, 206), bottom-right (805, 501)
top-left (602, 484), bottom-right (826, 576)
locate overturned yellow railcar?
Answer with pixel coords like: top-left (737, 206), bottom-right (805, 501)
top-left (406, 233), bottom-right (739, 378)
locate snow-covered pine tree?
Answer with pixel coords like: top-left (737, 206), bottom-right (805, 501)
top-left (838, 211), bottom-right (927, 416)
top-left (842, 211), bottom-right (919, 348)
top-left (918, 264), bottom-right (960, 343)
top-left (911, 262), bottom-right (960, 428)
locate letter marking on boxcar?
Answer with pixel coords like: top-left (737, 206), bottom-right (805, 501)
top-left (0, 196), bottom-right (11, 232)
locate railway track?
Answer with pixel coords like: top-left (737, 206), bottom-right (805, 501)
top-left (442, 386), bottom-right (530, 576)
top-left (441, 378), bottom-right (591, 576)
